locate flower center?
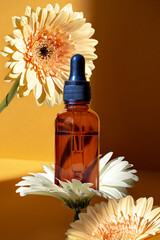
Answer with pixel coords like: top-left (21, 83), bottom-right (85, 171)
top-left (92, 215), bottom-right (144, 240)
top-left (39, 45), bottom-right (51, 59)
top-left (25, 29), bottom-right (73, 71)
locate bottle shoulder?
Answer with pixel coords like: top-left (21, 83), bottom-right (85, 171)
top-left (56, 108), bottom-right (99, 121)
top-left (55, 107), bottom-right (100, 132)
top-left (88, 108), bottom-right (100, 121)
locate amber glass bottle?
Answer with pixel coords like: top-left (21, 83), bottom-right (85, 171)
top-left (55, 54), bottom-right (100, 189)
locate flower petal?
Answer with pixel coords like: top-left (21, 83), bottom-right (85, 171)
top-left (99, 152), bottom-right (113, 172)
top-left (12, 16), bottom-right (21, 28)
top-left (4, 61), bottom-right (12, 69)
top-left (13, 29), bottom-right (23, 39)
top-left (4, 71), bottom-right (20, 82)
top-left (36, 6), bottom-right (42, 19)
top-left (19, 70), bottom-right (26, 86)
top-left (14, 39), bottom-right (26, 53)
top-left (39, 8), bottom-right (48, 29)
top-left (53, 76), bottom-right (64, 92)
top-left (4, 35), bottom-right (14, 43)
top-left (20, 16), bottom-right (28, 26)
top-left (146, 207), bottom-right (160, 221)
top-left (45, 8), bottom-right (56, 25)
top-left (46, 4), bottom-right (53, 11)
top-left (17, 85), bottom-right (30, 97)
top-left (3, 46), bottom-right (14, 54)
top-left (29, 12), bottom-right (37, 32)
top-left (45, 94), bottom-right (55, 107)
top-left (71, 28), bottom-right (95, 41)
top-left (26, 68), bottom-right (37, 90)
top-left (82, 53), bottom-right (97, 61)
top-left (69, 12), bottom-right (83, 21)
top-left (144, 197), bottom-right (154, 216)
top-left (54, 88), bottom-right (63, 105)
top-left (25, 6), bottom-right (32, 17)
top-left (45, 76), bottom-right (55, 97)
top-left (0, 51), bottom-right (8, 57)
top-left (60, 3), bottom-right (73, 14)
top-left (12, 61), bottom-right (26, 73)
top-left (33, 80), bottom-right (42, 100)
top-left (23, 24), bottom-right (32, 41)
top-left (62, 19), bottom-right (86, 32)
top-left (51, 11), bottom-right (69, 29)
top-left (78, 39), bottom-right (98, 47)
top-left (12, 51), bottom-right (24, 60)
top-left (36, 86), bottom-right (46, 105)
top-left (52, 3), bottom-right (60, 14)
top-left (135, 198), bottom-right (147, 217)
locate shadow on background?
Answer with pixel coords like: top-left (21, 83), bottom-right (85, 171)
top-left (91, 0), bottom-right (160, 171)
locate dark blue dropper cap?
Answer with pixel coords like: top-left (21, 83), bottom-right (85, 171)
top-left (63, 54), bottom-right (91, 102)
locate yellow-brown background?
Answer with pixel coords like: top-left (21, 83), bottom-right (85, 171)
top-left (0, 0), bottom-right (160, 239)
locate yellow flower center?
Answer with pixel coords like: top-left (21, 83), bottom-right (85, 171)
top-left (92, 215), bottom-right (145, 240)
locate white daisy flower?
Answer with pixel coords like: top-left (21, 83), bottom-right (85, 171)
top-left (16, 164), bottom-right (95, 220)
top-left (0, 3), bottom-right (97, 107)
top-left (16, 164), bottom-right (95, 201)
top-left (16, 152), bottom-right (138, 220)
top-left (99, 152), bottom-right (139, 199)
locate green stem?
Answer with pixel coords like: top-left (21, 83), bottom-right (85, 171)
top-left (74, 209), bottom-right (81, 221)
top-left (0, 79), bottom-right (20, 113)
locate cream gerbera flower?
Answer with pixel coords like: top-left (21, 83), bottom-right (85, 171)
top-left (16, 152), bottom-right (138, 220)
top-left (1, 3), bottom-right (97, 107)
top-left (66, 195), bottom-right (160, 240)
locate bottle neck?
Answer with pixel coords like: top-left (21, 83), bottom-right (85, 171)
top-left (64, 101), bottom-right (90, 110)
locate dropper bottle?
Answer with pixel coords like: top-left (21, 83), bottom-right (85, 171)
top-left (55, 54), bottom-right (100, 189)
